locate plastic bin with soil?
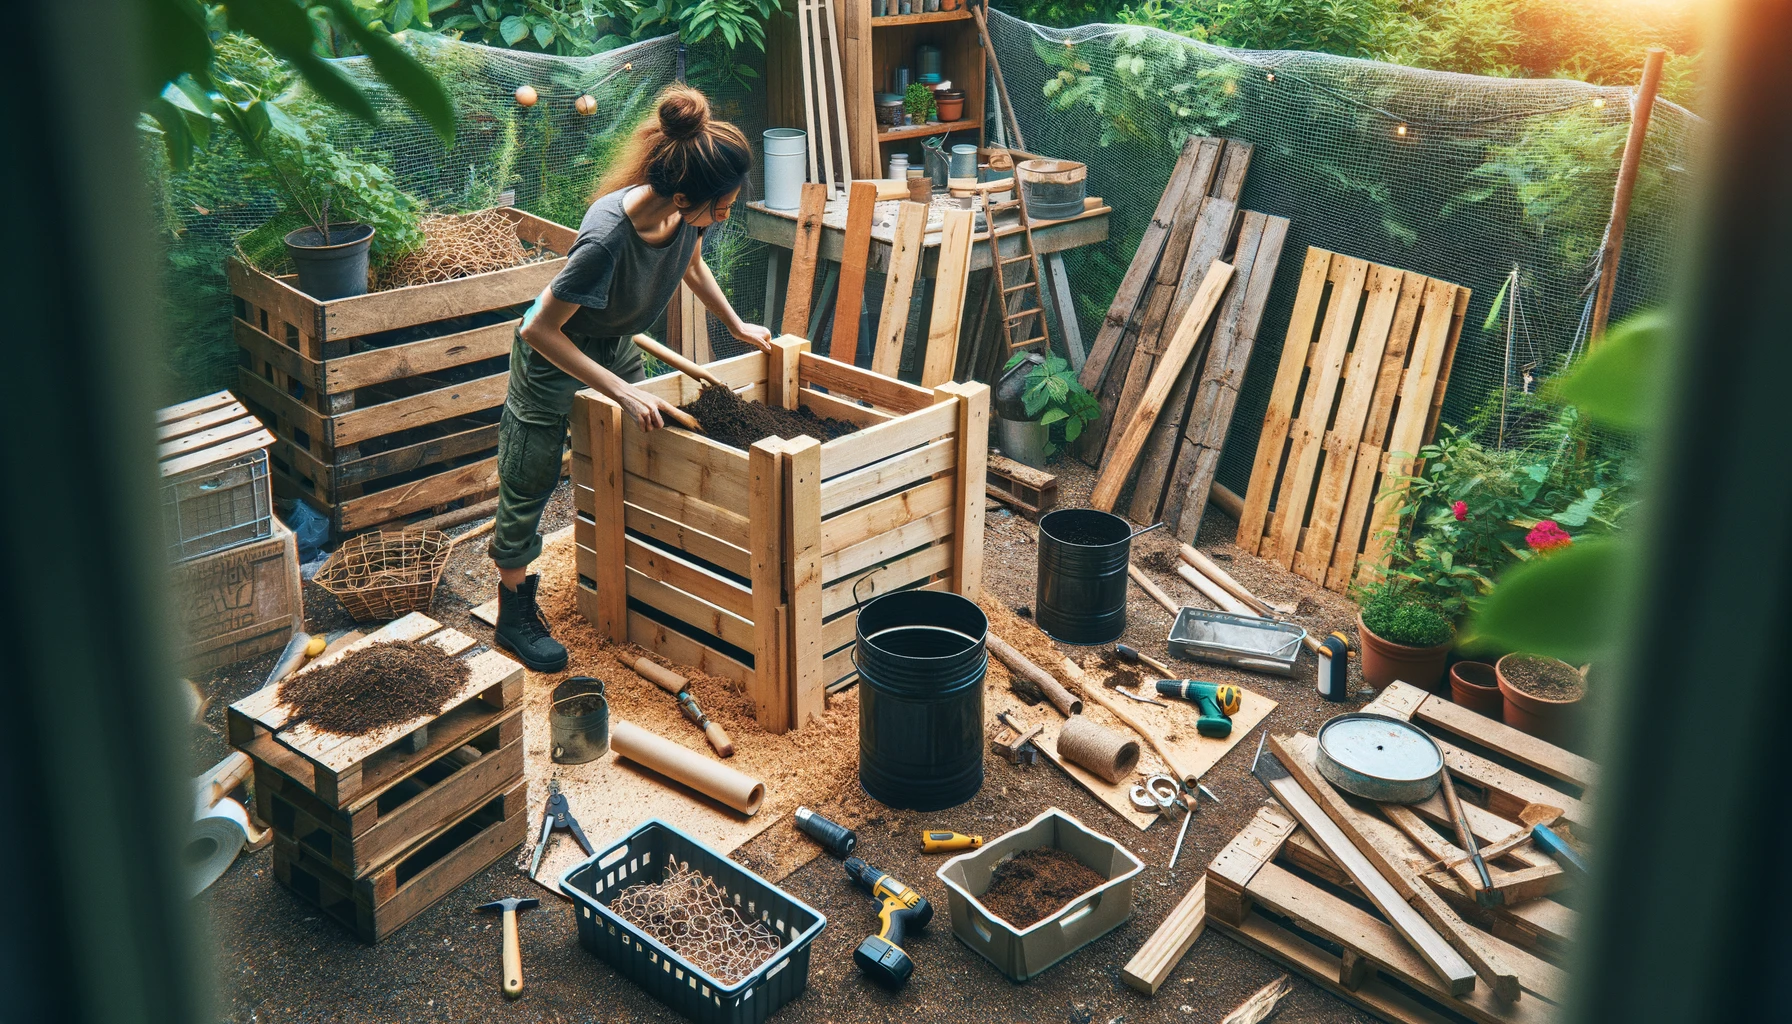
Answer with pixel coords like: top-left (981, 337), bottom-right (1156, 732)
top-left (977, 848), bottom-right (1110, 928)
top-left (682, 386), bottom-right (859, 451)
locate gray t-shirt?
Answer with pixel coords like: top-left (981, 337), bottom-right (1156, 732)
top-left (551, 186), bottom-right (700, 338)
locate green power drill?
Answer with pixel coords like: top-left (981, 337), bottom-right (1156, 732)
top-left (1154, 680), bottom-right (1242, 737)
top-left (844, 857), bottom-right (932, 988)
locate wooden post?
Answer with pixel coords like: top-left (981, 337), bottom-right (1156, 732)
top-left (575, 391), bottom-right (626, 641)
top-left (782, 184), bottom-right (829, 337)
top-left (935, 381), bottom-right (988, 600)
top-left (922, 208), bottom-right (976, 387)
top-left (769, 335), bottom-right (808, 410)
top-left (831, 180), bottom-right (879, 363)
top-left (783, 436), bottom-right (825, 729)
top-left (1590, 47), bottom-right (1666, 345)
top-left (748, 439), bottom-right (789, 733)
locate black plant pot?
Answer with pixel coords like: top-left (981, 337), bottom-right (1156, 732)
top-left (284, 223), bottom-right (375, 300)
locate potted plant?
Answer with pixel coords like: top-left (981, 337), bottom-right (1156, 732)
top-left (992, 352), bottom-right (1099, 468)
top-left (1354, 580), bottom-right (1454, 692)
top-left (903, 83), bottom-right (936, 128)
top-left (1495, 653), bottom-right (1585, 744)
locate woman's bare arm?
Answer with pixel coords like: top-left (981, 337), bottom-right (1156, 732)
top-left (684, 248), bottom-right (773, 351)
top-left (518, 288), bottom-right (677, 430)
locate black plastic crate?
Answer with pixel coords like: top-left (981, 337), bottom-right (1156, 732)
top-left (560, 819), bottom-right (826, 1024)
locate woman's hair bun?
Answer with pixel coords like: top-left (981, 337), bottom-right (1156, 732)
top-left (658, 86), bottom-right (710, 142)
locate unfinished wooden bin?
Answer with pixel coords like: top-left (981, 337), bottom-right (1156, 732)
top-left (570, 336), bottom-right (990, 734)
top-left (229, 208), bottom-right (574, 536)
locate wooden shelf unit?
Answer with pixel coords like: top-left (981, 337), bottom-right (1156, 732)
top-left (871, 9), bottom-right (971, 26)
top-left (878, 117), bottom-right (982, 142)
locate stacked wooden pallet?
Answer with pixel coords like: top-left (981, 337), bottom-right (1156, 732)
top-left (570, 336), bottom-right (989, 734)
top-left (1234, 250), bottom-right (1470, 590)
top-left (1206, 683), bottom-right (1589, 1024)
top-left (227, 613), bottom-right (526, 942)
top-left (229, 208), bottom-right (573, 537)
top-left (1075, 137), bottom-right (1290, 540)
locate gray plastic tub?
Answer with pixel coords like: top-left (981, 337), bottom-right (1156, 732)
top-left (935, 808), bottom-right (1143, 982)
top-left (1167, 606), bottom-right (1307, 676)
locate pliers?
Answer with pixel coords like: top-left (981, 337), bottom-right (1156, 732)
top-left (528, 779), bottom-right (593, 879)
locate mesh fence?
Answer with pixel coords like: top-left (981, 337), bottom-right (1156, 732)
top-left (151, 32), bottom-right (772, 402)
top-left (982, 9), bottom-right (1702, 492)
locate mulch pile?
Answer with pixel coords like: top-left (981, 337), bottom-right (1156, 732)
top-left (1500, 654), bottom-right (1585, 701)
top-left (684, 386), bottom-right (858, 451)
top-left (978, 847), bottom-right (1110, 928)
top-left (278, 640), bottom-right (469, 737)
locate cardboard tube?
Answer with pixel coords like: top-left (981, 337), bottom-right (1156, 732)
top-left (618, 653), bottom-right (689, 694)
top-left (1056, 715), bottom-right (1140, 784)
top-left (611, 719), bottom-right (764, 815)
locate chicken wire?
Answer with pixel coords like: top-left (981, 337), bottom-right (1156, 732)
top-left (981, 9), bottom-right (1702, 489)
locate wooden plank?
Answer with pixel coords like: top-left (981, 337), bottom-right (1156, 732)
top-left (622, 565), bottom-right (757, 654)
top-left (1423, 288), bottom-right (1471, 443)
top-left (326, 420), bottom-right (497, 490)
top-left (922, 208), bottom-right (977, 387)
top-left (1121, 877), bottom-right (1207, 994)
top-left (233, 316), bottom-right (323, 392)
top-left (784, 437), bottom-right (825, 729)
top-left (799, 351), bottom-right (935, 414)
top-left (939, 382), bottom-right (988, 599)
top-left (821, 542), bottom-right (952, 617)
top-left (822, 507), bottom-right (952, 583)
top-left (157, 389), bottom-right (238, 425)
top-left (769, 335), bottom-right (807, 410)
top-left (1258, 736), bottom-right (1478, 996)
top-left (325, 318), bottom-right (518, 394)
top-left (319, 257), bottom-right (561, 343)
top-left (622, 420), bottom-right (751, 512)
top-left (871, 201), bottom-right (928, 378)
top-left (1434, 739), bottom-right (1589, 831)
top-left (818, 436), bottom-right (954, 515)
top-left (798, 387), bottom-right (895, 427)
top-left (625, 609), bottom-right (753, 689)
top-left (157, 411), bottom-right (269, 461)
top-left (229, 613), bottom-right (438, 731)
top-left (337, 456), bottom-right (500, 533)
top-left (1212, 908), bottom-right (1459, 1024)
top-left (234, 366), bottom-right (327, 446)
top-left (1046, 253), bottom-right (1086, 371)
top-left (622, 472), bottom-right (751, 551)
top-left (331, 371), bottom-right (509, 448)
top-left (625, 535), bottom-right (753, 620)
top-left (1205, 805), bottom-right (1299, 923)
top-left (1367, 682), bottom-right (1596, 789)
top-left (830, 180), bottom-right (880, 362)
top-left (1089, 261), bottom-right (1234, 512)
top-left (782, 186), bottom-right (830, 337)
top-left (818, 399), bottom-right (956, 478)
top-left (749, 440), bottom-right (790, 733)
top-left (819, 474), bottom-right (956, 554)
top-left (618, 502), bottom-right (751, 579)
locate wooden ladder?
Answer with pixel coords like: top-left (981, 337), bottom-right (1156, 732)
top-left (964, 180), bottom-right (1051, 358)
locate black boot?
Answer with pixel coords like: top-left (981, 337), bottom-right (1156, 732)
top-left (494, 574), bottom-right (568, 672)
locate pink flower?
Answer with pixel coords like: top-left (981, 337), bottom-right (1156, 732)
top-left (1526, 520), bottom-right (1572, 553)
top-left (1451, 500), bottom-right (1468, 522)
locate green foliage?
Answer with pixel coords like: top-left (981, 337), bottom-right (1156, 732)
top-left (992, 0), bottom-right (1131, 29)
top-left (1037, 27), bottom-right (1238, 149)
top-left (1356, 580), bottom-right (1454, 647)
top-left (438, 0), bottom-right (627, 55)
top-left (904, 83), bottom-right (936, 121)
top-left (1006, 352), bottom-right (1101, 453)
top-left (1545, 311), bottom-right (1668, 433)
top-left (1196, 0), bottom-right (1402, 58)
top-left (610, 0), bottom-right (780, 51)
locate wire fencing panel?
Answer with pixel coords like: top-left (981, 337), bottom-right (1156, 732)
top-left (983, 9), bottom-right (1702, 491)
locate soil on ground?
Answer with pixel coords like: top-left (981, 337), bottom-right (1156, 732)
top-left (1501, 654), bottom-right (1585, 700)
top-left (276, 640), bottom-right (468, 736)
top-left (1138, 549), bottom-right (1180, 575)
top-left (979, 848), bottom-right (1112, 928)
top-left (684, 386), bottom-right (859, 450)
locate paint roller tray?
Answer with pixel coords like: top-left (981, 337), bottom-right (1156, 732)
top-left (560, 819), bottom-right (826, 1024)
top-left (1167, 607), bottom-right (1307, 677)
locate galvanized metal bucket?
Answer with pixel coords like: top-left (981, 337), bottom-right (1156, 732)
top-left (551, 676), bottom-right (609, 764)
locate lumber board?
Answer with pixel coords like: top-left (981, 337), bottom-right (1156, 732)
top-left (330, 372), bottom-right (509, 448)
top-left (336, 457), bottom-right (500, 533)
top-left (940, 381), bottom-right (988, 599)
top-left (819, 474), bottom-right (956, 554)
top-left (1206, 806), bottom-right (1299, 922)
top-left (921, 208), bottom-right (976, 387)
top-left (799, 387), bottom-right (894, 426)
top-left (820, 542), bottom-right (952, 617)
top-left (621, 420), bottom-right (752, 512)
top-left (618, 501), bottom-right (751, 580)
top-left (625, 567), bottom-right (757, 655)
top-left (818, 436), bottom-right (955, 515)
top-left (821, 507), bottom-right (953, 583)
top-left (749, 440), bottom-right (790, 733)
top-left (1366, 682), bottom-right (1596, 789)
top-left (830, 180), bottom-right (879, 362)
top-left (799, 351), bottom-right (936, 414)
top-left (1122, 876), bottom-right (1207, 994)
top-left (325, 318), bottom-right (518, 394)
top-left (783, 437), bottom-right (826, 728)
top-left (625, 608), bottom-right (753, 689)
top-left (871, 201), bottom-right (928, 378)
top-left (624, 535), bottom-right (754, 620)
top-left (621, 472), bottom-right (751, 551)
top-left (817, 399), bottom-right (956, 478)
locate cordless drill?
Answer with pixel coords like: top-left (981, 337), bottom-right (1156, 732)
top-left (843, 857), bottom-right (932, 988)
top-left (1154, 680), bottom-right (1241, 737)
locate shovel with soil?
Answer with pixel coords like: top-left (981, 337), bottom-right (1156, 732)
top-left (631, 334), bottom-right (860, 450)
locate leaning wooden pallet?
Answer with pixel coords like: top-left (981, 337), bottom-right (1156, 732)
top-left (570, 336), bottom-right (989, 735)
top-left (229, 207), bottom-right (574, 536)
top-left (1234, 249), bottom-right (1470, 590)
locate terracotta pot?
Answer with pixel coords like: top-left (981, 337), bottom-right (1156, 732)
top-left (933, 91), bottom-right (965, 122)
top-left (1356, 612), bottom-right (1451, 693)
top-left (940, 0), bottom-right (961, 9)
top-left (1448, 661), bottom-right (1503, 718)
top-left (1496, 653), bottom-right (1585, 746)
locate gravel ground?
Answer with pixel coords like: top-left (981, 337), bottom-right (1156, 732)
top-left (194, 464), bottom-right (1387, 1024)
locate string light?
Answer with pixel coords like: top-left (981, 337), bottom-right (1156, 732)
top-left (1592, 96), bottom-right (1606, 109)
top-left (1395, 123), bottom-right (1409, 138)
top-left (1265, 72), bottom-right (1275, 83)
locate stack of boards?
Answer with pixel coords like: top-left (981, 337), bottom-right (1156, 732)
top-left (227, 613), bottom-right (527, 942)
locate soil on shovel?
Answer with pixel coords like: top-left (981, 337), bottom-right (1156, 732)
top-left (978, 847), bottom-right (1109, 928)
top-left (277, 640), bottom-right (469, 736)
top-left (683, 386), bottom-right (858, 451)
top-left (1502, 655), bottom-right (1585, 701)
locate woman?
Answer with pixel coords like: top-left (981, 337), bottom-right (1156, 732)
top-left (490, 85), bottom-right (772, 671)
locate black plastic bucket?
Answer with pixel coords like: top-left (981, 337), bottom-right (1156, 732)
top-left (285, 223), bottom-right (374, 300)
top-left (856, 589), bottom-right (988, 811)
top-left (1036, 508), bottom-right (1133, 645)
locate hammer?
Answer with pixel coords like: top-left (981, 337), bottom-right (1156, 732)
top-left (476, 896), bottom-right (540, 998)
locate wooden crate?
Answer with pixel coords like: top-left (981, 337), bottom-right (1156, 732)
top-left (273, 776), bottom-right (528, 943)
top-left (173, 517), bottom-right (301, 674)
top-left (570, 336), bottom-right (989, 733)
top-left (157, 390), bottom-right (276, 561)
top-left (1205, 686), bottom-right (1590, 1024)
top-left (228, 612), bottom-right (524, 806)
top-left (228, 208), bottom-right (575, 536)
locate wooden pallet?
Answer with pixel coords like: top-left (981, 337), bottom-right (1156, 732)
top-left (570, 337), bottom-right (989, 734)
top-left (273, 776), bottom-right (527, 943)
top-left (985, 454), bottom-right (1057, 520)
top-left (229, 208), bottom-right (574, 536)
top-left (1235, 249), bottom-right (1469, 590)
top-left (227, 612), bottom-right (524, 806)
top-left (172, 518), bottom-right (301, 674)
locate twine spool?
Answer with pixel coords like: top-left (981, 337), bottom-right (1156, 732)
top-left (1056, 715), bottom-right (1139, 785)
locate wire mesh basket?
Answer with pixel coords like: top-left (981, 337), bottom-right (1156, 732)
top-left (313, 530), bottom-right (453, 622)
top-left (161, 449), bottom-right (274, 562)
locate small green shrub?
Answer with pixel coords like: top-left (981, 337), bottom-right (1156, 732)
top-left (1357, 582), bottom-right (1454, 648)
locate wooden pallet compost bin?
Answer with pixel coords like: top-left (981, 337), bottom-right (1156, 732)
top-left (570, 336), bottom-right (990, 734)
top-left (228, 208), bottom-right (574, 536)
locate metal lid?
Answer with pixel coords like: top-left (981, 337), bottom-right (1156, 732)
top-left (1314, 713), bottom-right (1444, 804)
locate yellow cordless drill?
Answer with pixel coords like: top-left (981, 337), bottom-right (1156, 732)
top-left (844, 857), bottom-right (932, 988)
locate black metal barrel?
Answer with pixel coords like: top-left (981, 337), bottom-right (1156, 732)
top-left (855, 590), bottom-right (989, 811)
top-left (1036, 508), bottom-right (1134, 645)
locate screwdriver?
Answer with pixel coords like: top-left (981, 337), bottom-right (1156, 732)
top-left (920, 830), bottom-right (982, 853)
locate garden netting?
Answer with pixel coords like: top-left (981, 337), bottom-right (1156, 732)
top-left (981, 8), bottom-right (1702, 490)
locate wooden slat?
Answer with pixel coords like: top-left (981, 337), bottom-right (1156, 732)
top-left (871, 201), bottom-right (927, 378)
top-left (921, 208), bottom-right (976, 387)
top-left (337, 455), bottom-right (500, 533)
top-left (830, 180), bottom-right (880, 362)
top-left (318, 256), bottom-right (560, 343)
top-left (157, 390), bottom-right (238, 425)
top-left (324, 318), bottom-right (518, 394)
top-left (626, 608), bottom-right (752, 688)
top-left (819, 474), bottom-right (956, 554)
top-left (235, 366), bottom-right (328, 445)
top-left (233, 317), bottom-right (322, 392)
top-left (781, 184), bottom-right (830, 336)
top-left (821, 542), bottom-right (952, 617)
top-left (785, 437), bottom-right (825, 728)
top-left (799, 351), bottom-right (935, 414)
top-left (157, 410), bottom-right (269, 461)
top-left (818, 436), bottom-right (955, 515)
top-left (622, 472), bottom-right (751, 551)
top-left (332, 371), bottom-right (509, 448)
top-left (1366, 681), bottom-right (1597, 789)
top-left (624, 535), bottom-right (753, 620)
top-left (821, 507), bottom-right (952, 584)
top-left (229, 613), bottom-right (440, 729)
top-left (749, 439), bottom-right (789, 733)
top-left (625, 567), bottom-right (757, 653)
top-left (798, 387), bottom-right (894, 426)
top-left (619, 502), bottom-right (751, 579)
top-left (1121, 877), bottom-right (1207, 994)
top-left (818, 399), bottom-right (956, 478)
top-left (939, 382), bottom-right (988, 599)
top-left (622, 420), bottom-right (751, 512)
top-left (302, 644), bottom-right (515, 773)
top-left (1214, 910), bottom-right (1457, 1024)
